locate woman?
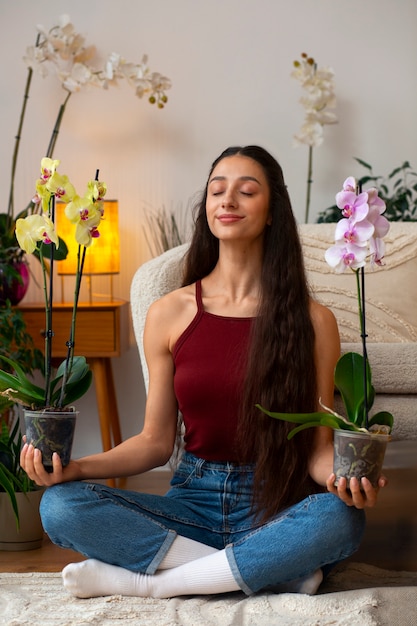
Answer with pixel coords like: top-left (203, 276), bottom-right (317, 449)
top-left (21, 146), bottom-right (386, 599)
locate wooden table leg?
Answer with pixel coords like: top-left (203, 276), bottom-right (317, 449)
top-left (89, 358), bottom-right (123, 487)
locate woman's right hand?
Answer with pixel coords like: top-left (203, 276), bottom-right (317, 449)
top-left (20, 442), bottom-right (82, 487)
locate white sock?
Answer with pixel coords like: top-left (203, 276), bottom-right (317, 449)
top-left (158, 535), bottom-right (218, 569)
top-left (62, 550), bottom-right (239, 599)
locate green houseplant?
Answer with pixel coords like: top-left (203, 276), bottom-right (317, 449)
top-left (317, 159), bottom-right (417, 223)
top-left (0, 303), bottom-right (44, 544)
top-left (0, 302), bottom-right (44, 418)
top-left (257, 176), bottom-right (394, 486)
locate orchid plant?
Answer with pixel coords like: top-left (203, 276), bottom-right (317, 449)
top-left (2, 14), bottom-right (171, 284)
top-left (257, 177), bottom-right (394, 438)
top-left (291, 53), bottom-right (338, 223)
top-left (0, 157), bottom-right (107, 410)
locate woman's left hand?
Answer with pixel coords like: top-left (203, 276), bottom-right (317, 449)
top-left (326, 473), bottom-right (388, 509)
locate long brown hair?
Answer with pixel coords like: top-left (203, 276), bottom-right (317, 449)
top-left (183, 146), bottom-right (318, 522)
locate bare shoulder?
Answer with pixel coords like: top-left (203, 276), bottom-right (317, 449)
top-left (147, 284), bottom-right (195, 320)
top-left (145, 283), bottom-right (197, 352)
top-left (309, 298), bottom-right (341, 369)
top-left (309, 299), bottom-right (338, 335)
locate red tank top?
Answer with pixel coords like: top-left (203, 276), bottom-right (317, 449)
top-left (173, 280), bottom-right (253, 461)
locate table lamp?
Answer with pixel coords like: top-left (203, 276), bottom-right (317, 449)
top-left (56, 199), bottom-right (120, 303)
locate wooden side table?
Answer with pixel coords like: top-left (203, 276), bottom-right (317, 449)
top-left (19, 300), bottom-right (130, 486)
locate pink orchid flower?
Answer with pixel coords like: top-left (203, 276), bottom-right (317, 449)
top-left (341, 176), bottom-right (356, 192)
top-left (325, 242), bottom-right (368, 273)
top-left (334, 217), bottom-right (374, 246)
top-left (335, 189), bottom-right (369, 223)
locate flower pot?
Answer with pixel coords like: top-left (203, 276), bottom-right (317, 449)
top-left (0, 488), bottom-right (44, 551)
top-left (0, 260), bottom-right (30, 305)
top-left (333, 428), bottom-right (391, 488)
top-left (24, 409), bottom-right (78, 470)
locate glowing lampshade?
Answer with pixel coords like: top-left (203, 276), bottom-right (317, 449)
top-left (56, 199), bottom-right (120, 276)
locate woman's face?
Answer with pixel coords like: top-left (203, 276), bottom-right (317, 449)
top-left (205, 155), bottom-right (271, 244)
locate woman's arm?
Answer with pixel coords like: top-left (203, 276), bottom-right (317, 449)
top-left (20, 295), bottom-right (180, 486)
top-left (307, 301), bottom-right (340, 485)
top-left (307, 301), bottom-right (388, 509)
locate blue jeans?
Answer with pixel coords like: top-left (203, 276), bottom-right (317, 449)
top-left (40, 451), bottom-right (365, 595)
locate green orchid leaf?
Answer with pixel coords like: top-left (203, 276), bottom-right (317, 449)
top-left (0, 370), bottom-right (45, 405)
top-left (53, 356), bottom-right (89, 383)
top-left (368, 411), bottom-right (394, 431)
top-left (66, 357), bottom-right (90, 383)
top-left (35, 237), bottom-right (69, 262)
top-left (334, 352), bottom-right (375, 426)
top-left (0, 356), bottom-right (44, 392)
top-left (49, 356), bottom-right (91, 398)
top-left (57, 369), bottom-right (93, 406)
top-left (0, 355), bottom-right (29, 381)
top-left (284, 415), bottom-right (353, 439)
top-left (255, 404), bottom-right (331, 425)
top-left (256, 404), bottom-right (367, 439)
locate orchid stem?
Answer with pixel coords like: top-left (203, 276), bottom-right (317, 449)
top-left (356, 265), bottom-right (369, 429)
top-left (45, 91), bottom-right (72, 158)
top-left (305, 145), bottom-right (313, 223)
top-left (7, 34), bottom-right (41, 229)
top-left (42, 196), bottom-right (56, 407)
top-left (58, 245), bottom-right (86, 408)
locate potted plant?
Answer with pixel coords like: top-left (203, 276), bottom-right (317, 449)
top-left (0, 415), bottom-right (44, 550)
top-left (257, 176), bottom-right (394, 486)
top-left (1, 14), bottom-right (171, 304)
top-left (0, 157), bottom-right (109, 472)
top-left (0, 303), bottom-right (44, 549)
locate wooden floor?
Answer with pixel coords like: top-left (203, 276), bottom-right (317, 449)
top-left (1, 465), bottom-right (417, 573)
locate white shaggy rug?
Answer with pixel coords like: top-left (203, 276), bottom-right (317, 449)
top-left (1, 562), bottom-right (417, 626)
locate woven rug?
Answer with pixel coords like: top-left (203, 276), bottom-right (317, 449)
top-left (1, 562), bottom-right (416, 626)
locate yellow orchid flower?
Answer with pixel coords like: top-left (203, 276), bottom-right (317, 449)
top-left (34, 179), bottom-right (53, 213)
top-left (75, 221), bottom-right (100, 247)
top-left (64, 196), bottom-right (90, 224)
top-left (64, 195), bottom-right (104, 246)
top-left (46, 172), bottom-right (77, 203)
top-left (61, 178), bottom-right (106, 250)
top-left (86, 179), bottom-right (107, 202)
top-left (15, 214), bottom-right (59, 254)
top-left (40, 157), bottom-right (60, 182)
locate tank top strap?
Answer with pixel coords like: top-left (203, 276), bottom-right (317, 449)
top-left (195, 280), bottom-right (204, 313)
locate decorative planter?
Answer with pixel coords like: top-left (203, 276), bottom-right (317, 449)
top-left (24, 409), bottom-right (78, 470)
top-left (333, 428), bottom-right (391, 488)
top-left (0, 489), bottom-right (44, 551)
top-left (0, 260), bottom-right (30, 305)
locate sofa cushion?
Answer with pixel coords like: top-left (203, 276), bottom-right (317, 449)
top-left (299, 222), bottom-right (417, 343)
top-left (341, 343), bottom-right (417, 395)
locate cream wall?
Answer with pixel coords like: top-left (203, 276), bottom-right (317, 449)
top-left (1, 0), bottom-right (416, 458)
